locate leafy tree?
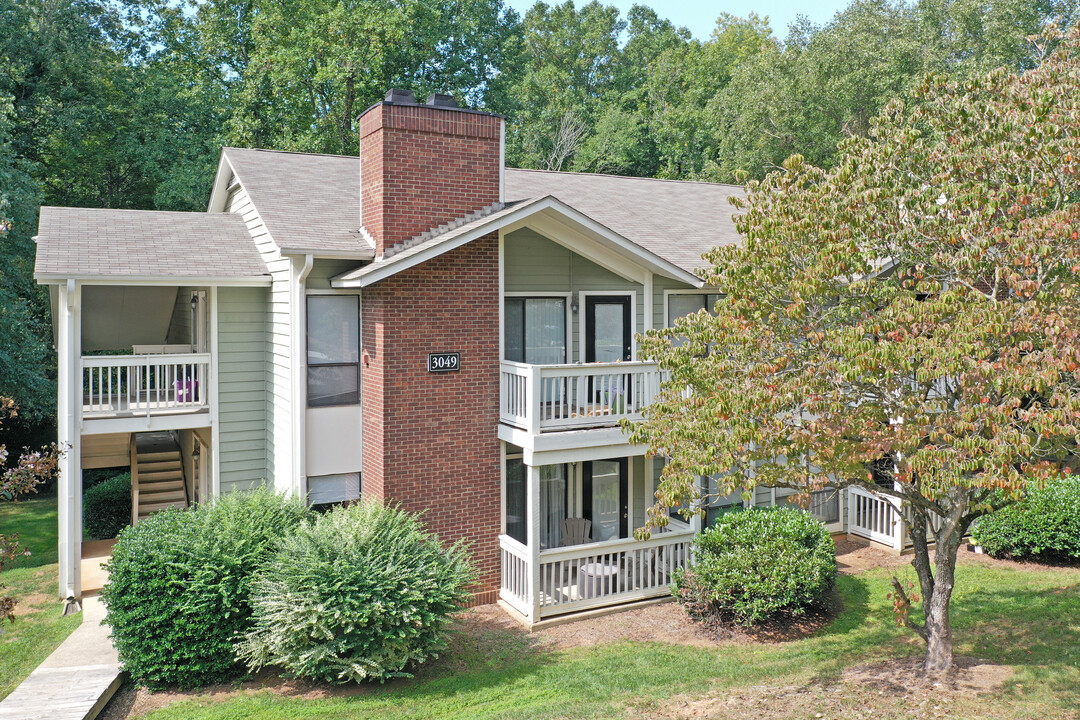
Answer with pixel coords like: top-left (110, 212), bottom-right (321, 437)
top-left (631, 26), bottom-right (1080, 672)
top-left (497, 0), bottom-right (625, 169)
top-left (710, 0), bottom-right (1079, 182)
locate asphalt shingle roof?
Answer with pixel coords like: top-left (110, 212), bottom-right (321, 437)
top-left (222, 147), bottom-right (371, 256)
top-left (504, 168), bottom-right (744, 276)
top-left (34, 207), bottom-right (269, 280)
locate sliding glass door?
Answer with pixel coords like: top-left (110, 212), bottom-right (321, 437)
top-left (504, 297), bottom-right (567, 365)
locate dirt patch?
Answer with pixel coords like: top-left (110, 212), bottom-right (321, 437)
top-left (531, 601), bottom-right (719, 649)
top-left (834, 537), bottom-right (910, 574)
top-left (10, 592), bottom-right (50, 617)
top-left (635, 656), bottom-right (1018, 720)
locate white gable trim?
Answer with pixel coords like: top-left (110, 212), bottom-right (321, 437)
top-left (331, 196), bottom-right (703, 289)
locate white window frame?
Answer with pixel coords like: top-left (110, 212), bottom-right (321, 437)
top-left (663, 288), bottom-right (723, 329)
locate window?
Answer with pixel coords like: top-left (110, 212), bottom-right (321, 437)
top-left (666, 293), bottom-right (722, 328)
top-left (667, 293), bottom-right (722, 349)
top-left (307, 295), bottom-right (359, 407)
top-left (504, 297), bottom-right (567, 364)
top-left (503, 458), bottom-right (568, 549)
top-left (307, 472), bottom-right (361, 506)
top-left (505, 457), bottom-right (526, 544)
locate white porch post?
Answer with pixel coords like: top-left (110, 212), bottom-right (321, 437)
top-left (525, 463), bottom-right (542, 623)
top-left (56, 280), bottom-right (82, 611)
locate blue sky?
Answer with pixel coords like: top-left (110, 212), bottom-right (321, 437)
top-left (504, 0), bottom-right (853, 41)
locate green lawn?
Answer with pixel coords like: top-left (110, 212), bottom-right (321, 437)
top-left (0, 495), bottom-right (80, 701)
top-left (0, 494), bottom-right (59, 568)
top-left (143, 561), bottom-right (1080, 720)
top-left (0, 563), bottom-right (81, 700)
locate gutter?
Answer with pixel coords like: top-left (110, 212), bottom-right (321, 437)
top-left (292, 254), bottom-right (314, 500)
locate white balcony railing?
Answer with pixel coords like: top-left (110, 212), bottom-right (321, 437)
top-left (848, 485), bottom-right (902, 549)
top-left (82, 353), bottom-right (210, 419)
top-left (500, 360), bottom-right (665, 433)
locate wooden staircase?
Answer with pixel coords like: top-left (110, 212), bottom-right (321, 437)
top-left (131, 433), bottom-right (189, 524)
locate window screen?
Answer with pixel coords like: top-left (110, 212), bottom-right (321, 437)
top-left (308, 472), bottom-right (361, 506)
top-left (307, 295), bottom-right (360, 406)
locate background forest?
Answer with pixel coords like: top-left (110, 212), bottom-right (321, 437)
top-left (0, 0), bottom-right (1075, 447)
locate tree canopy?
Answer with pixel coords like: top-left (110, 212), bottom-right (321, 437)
top-left (629, 24), bottom-right (1080, 671)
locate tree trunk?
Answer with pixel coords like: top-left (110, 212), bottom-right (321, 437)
top-left (908, 507), bottom-right (966, 673)
top-left (922, 552), bottom-right (955, 672)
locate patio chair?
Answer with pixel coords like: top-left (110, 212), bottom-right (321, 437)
top-left (560, 518), bottom-right (591, 546)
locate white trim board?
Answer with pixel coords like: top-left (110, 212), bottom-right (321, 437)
top-left (332, 196), bottom-right (703, 289)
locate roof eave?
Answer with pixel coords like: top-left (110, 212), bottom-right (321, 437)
top-left (331, 196), bottom-right (704, 289)
top-left (34, 273), bottom-right (272, 287)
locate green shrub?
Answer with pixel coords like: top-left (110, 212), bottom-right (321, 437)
top-left (83, 473), bottom-right (131, 540)
top-left (83, 467), bottom-right (128, 490)
top-left (238, 500), bottom-right (475, 684)
top-left (972, 476), bottom-right (1080, 562)
top-left (101, 487), bottom-right (308, 688)
top-left (673, 506), bottom-right (837, 626)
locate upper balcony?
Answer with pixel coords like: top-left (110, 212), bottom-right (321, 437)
top-left (499, 360), bottom-right (664, 434)
top-left (82, 350), bottom-right (210, 425)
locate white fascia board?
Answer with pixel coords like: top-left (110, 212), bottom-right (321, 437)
top-left (332, 195), bottom-right (703, 289)
top-left (206, 151), bottom-right (236, 214)
top-left (34, 274), bottom-right (272, 287)
top-left (331, 197), bottom-right (551, 288)
top-left (278, 247), bottom-right (375, 261)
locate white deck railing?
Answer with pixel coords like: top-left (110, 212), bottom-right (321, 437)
top-left (82, 353), bottom-right (210, 418)
top-left (848, 485), bottom-right (902, 549)
top-left (499, 535), bottom-right (532, 617)
top-left (500, 360), bottom-right (664, 433)
top-left (498, 529), bottom-right (695, 621)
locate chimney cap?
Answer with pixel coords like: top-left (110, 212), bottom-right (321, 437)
top-left (426, 93), bottom-right (458, 109)
top-left (384, 88), bottom-right (418, 104)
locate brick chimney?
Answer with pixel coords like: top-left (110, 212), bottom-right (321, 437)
top-left (359, 89), bottom-right (504, 259)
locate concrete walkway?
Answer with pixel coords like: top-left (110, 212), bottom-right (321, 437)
top-left (0, 597), bottom-right (121, 720)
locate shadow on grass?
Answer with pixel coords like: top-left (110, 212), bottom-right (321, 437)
top-left (952, 573), bottom-right (1080, 709)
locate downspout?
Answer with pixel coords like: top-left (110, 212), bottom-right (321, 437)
top-left (292, 254), bottom-right (314, 500)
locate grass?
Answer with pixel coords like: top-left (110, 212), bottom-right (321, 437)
top-left (141, 560), bottom-right (1080, 720)
top-left (0, 563), bottom-right (81, 700)
top-left (0, 494), bottom-right (59, 568)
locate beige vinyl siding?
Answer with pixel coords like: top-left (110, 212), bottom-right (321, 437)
top-left (224, 183), bottom-right (290, 491)
top-left (217, 286), bottom-right (269, 493)
top-left (504, 227), bottom-right (644, 360)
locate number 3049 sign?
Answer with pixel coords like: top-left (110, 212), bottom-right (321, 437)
top-left (427, 352), bottom-right (460, 373)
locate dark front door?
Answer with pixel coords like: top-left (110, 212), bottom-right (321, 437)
top-left (583, 459), bottom-right (629, 541)
top-left (585, 296), bottom-right (632, 363)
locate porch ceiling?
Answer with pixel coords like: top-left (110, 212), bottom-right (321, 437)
top-left (80, 285), bottom-right (178, 352)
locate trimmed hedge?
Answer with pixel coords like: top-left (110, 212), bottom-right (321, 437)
top-left (83, 473), bottom-right (131, 540)
top-left (673, 506), bottom-right (837, 625)
top-left (237, 500), bottom-right (475, 684)
top-left (101, 487), bottom-right (308, 688)
top-left (972, 476), bottom-right (1080, 562)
